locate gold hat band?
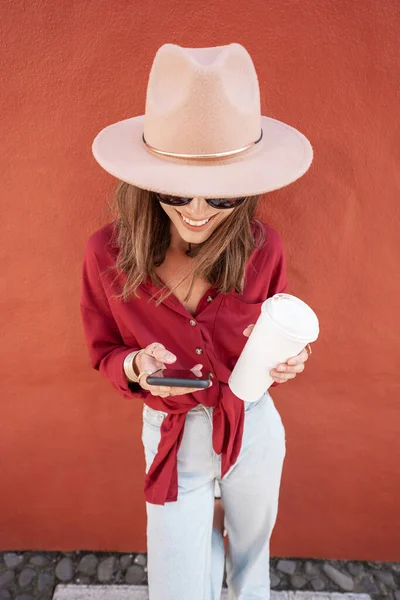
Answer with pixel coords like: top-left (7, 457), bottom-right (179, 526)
top-left (142, 129), bottom-right (263, 160)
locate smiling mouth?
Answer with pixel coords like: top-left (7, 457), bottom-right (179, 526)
top-left (176, 210), bottom-right (215, 228)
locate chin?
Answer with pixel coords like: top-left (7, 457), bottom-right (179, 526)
top-left (177, 227), bottom-right (211, 245)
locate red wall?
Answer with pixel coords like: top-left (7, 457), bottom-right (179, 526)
top-left (1, 0), bottom-right (399, 560)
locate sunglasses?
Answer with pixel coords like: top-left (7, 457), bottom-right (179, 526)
top-left (155, 193), bottom-right (246, 210)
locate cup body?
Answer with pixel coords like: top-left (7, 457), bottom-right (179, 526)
top-left (228, 294), bottom-right (319, 402)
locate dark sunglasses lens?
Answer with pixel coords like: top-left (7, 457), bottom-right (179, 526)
top-left (156, 194), bottom-right (191, 206)
top-left (208, 197), bottom-right (246, 209)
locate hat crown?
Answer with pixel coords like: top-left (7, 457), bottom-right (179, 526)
top-left (144, 43), bottom-right (261, 155)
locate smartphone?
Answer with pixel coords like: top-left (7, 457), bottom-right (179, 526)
top-left (146, 369), bottom-right (212, 389)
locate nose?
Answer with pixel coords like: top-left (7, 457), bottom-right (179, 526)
top-left (185, 197), bottom-right (209, 217)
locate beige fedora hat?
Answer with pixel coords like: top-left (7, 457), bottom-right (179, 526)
top-left (92, 43), bottom-right (313, 198)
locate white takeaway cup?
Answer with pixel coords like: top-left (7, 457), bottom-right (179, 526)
top-left (228, 293), bottom-right (319, 402)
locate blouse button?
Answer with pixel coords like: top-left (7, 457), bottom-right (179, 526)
top-left (189, 319), bottom-right (197, 326)
top-left (206, 296), bottom-right (214, 303)
top-left (195, 347), bottom-right (203, 355)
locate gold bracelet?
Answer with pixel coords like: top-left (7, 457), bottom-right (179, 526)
top-left (132, 349), bottom-right (146, 375)
top-left (123, 350), bottom-right (142, 382)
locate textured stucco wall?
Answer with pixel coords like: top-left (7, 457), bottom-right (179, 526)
top-left (0, 0), bottom-right (399, 559)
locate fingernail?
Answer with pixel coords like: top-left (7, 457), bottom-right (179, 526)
top-left (165, 353), bottom-right (176, 362)
top-left (277, 365), bottom-right (286, 372)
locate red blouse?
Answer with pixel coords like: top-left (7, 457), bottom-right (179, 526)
top-left (80, 222), bottom-right (287, 505)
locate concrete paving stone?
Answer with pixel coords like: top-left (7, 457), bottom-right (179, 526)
top-left (78, 555), bottom-right (98, 576)
top-left (311, 578), bottom-right (326, 591)
top-left (18, 567), bottom-right (36, 587)
top-left (352, 583), bottom-right (365, 595)
top-left (38, 570), bottom-right (55, 592)
top-left (0, 571), bottom-right (15, 587)
top-left (270, 573), bottom-right (281, 588)
top-left (305, 562), bottom-right (320, 578)
top-left (323, 564), bottom-right (354, 592)
top-left (30, 555), bottom-right (50, 567)
top-left (115, 570), bottom-right (125, 584)
top-left (277, 560), bottom-right (297, 576)
top-left (133, 555), bottom-right (147, 567)
top-left (119, 555), bottom-right (133, 570)
top-left (375, 585), bottom-right (390, 598)
top-left (3, 553), bottom-right (24, 569)
top-left (376, 583), bottom-right (391, 598)
top-left (97, 557), bottom-right (116, 583)
top-left (347, 564), bottom-right (364, 578)
top-left (361, 575), bottom-right (380, 595)
top-left (125, 565), bottom-right (145, 585)
top-left (0, 589), bottom-right (11, 600)
top-left (373, 570), bottom-right (396, 589)
top-left (55, 558), bottom-right (74, 583)
top-left (291, 575), bottom-right (307, 589)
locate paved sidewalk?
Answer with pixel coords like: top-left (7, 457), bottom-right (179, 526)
top-left (53, 584), bottom-right (372, 600)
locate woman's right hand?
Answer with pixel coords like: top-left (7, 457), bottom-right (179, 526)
top-left (134, 342), bottom-right (210, 398)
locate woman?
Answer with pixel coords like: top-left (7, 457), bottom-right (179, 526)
top-left (81, 43), bottom-right (313, 600)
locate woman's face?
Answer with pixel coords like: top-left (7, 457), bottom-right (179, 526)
top-left (159, 197), bottom-right (236, 245)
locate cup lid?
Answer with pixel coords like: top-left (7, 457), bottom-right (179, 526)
top-left (263, 293), bottom-right (319, 342)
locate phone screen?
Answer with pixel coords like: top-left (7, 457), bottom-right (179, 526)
top-left (156, 369), bottom-right (204, 380)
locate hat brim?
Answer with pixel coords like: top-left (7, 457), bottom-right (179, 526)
top-left (92, 115), bottom-right (313, 198)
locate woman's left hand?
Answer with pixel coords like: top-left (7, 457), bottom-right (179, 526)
top-left (243, 324), bottom-right (309, 384)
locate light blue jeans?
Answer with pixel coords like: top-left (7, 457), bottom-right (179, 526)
top-left (141, 392), bottom-right (286, 600)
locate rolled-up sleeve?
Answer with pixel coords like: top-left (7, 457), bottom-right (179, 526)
top-left (80, 241), bottom-right (148, 400)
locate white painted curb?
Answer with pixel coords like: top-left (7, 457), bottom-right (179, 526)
top-left (53, 584), bottom-right (372, 600)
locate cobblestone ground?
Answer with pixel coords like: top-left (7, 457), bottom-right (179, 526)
top-left (0, 552), bottom-right (398, 600)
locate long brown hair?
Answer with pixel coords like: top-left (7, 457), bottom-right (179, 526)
top-left (112, 182), bottom-right (264, 302)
